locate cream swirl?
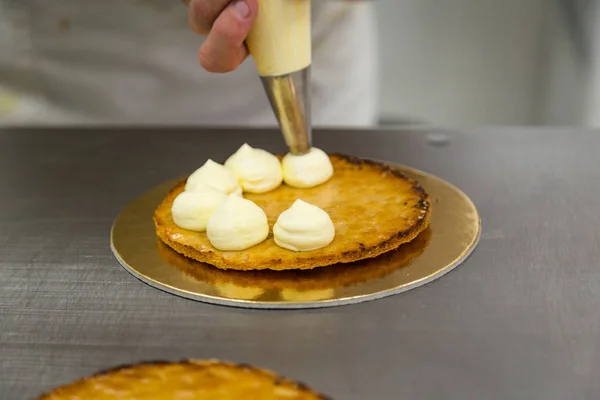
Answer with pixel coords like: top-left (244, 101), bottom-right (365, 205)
top-left (185, 159), bottom-right (242, 196)
top-left (281, 147), bottom-right (333, 188)
top-left (170, 186), bottom-right (227, 232)
top-left (273, 199), bottom-right (335, 251)
top-left (224, 143), bottom-right (283, 193)
top-left (206, 195), bottom-right (269, 251)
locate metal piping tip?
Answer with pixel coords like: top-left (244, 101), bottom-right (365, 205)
top-left (260, 66), bottom-right (312, 155)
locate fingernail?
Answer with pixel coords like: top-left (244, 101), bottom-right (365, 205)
top-left (231, 0), bottom-right (250, 19)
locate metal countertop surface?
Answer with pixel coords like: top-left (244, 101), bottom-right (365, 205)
top-left (1, 126), bottom-right (599, 399)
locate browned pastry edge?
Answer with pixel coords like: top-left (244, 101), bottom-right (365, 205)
top-left (36, 359), bottom-right (331, 400)
top-left (154, 153), bottom-right (431, 271)
top-left (157, 228), bottom-right (432, 292)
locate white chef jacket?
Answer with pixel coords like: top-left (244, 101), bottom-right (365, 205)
top-left (0, 1), bottom-right (378, 127)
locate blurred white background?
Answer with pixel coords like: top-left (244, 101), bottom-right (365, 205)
top-left (2, 0), bottom-right (598, 128)
top-left (375, 0), bottom-right (599, 127)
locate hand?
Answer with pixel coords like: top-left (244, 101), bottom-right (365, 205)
top-left (185, 0), bottom-right (259, 73)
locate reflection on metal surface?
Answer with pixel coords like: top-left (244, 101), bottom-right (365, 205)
top-left (156, 228), bottom-right (431, 292)
top-left (110, 164), bottom-right (481, 309)
top-left (261, 67), bottom-right (311, 154)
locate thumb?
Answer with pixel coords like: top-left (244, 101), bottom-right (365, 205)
top-left (199, 0), bottom-right (258, 73)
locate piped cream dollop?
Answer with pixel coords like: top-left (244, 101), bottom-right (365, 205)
top-left (170, 187), bottom-right (228, 232)
top-left (224, 143), bottom-right (283, 193)
top-left (206, 194), bottom-right (269, 251)
top-left (281, 147), bottom-right (333, 188)
top-left (185, 159), bottom-right (242, 196)
top-left (273, 199), bottom-right (335, 251)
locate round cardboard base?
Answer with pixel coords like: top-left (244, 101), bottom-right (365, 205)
top-left (111, 164), bottom-right (480, 309)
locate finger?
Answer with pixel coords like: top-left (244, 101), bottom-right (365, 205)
top-left (198, 0), bottom-right (258, 73)
top-left (188, 0), bottom-right (233, 35)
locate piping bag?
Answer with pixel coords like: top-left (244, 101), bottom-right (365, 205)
top-left (246, 0), bottom-right (312, 155)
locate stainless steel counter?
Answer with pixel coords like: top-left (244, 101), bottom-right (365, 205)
top-left (1, 127), bottom-right (600, 399)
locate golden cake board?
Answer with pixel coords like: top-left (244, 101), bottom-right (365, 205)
top-left (110, 163), bottom-right (481, 309)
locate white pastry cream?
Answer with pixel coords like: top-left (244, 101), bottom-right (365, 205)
top-left (185, 159), bottom-right (242, 196)
top-left (273, 199), bottom-right (335, 251)
top-left (206, 194), bottom-right (269, 251)
top-left (224, 143), bottom-right (283, 193)
top-left (170, 186), bottom-right (227, 232)
top-left (281, 147), bottom-right (334, 188)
